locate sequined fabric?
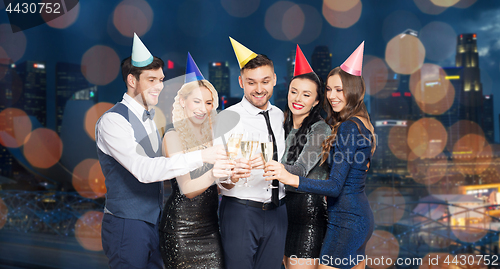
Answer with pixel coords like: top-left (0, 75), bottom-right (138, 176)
top-left (284, 192), bottom-right (327, 258)
top-left (282, 121), bottom-right (330, 258)
top-left (159, 165), bottom-right (224, 269)
top-left (297, 118), bottom-right (375, 269)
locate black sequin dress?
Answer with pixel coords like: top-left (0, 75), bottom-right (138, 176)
top-left (159, 164), bottom-right (224, 269)
top-left (282, 121), bottom-right (331, 258)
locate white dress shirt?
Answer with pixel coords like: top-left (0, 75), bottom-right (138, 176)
top-left (96, 93), bottom-right (203, 183)
top-left (217, 96), bottom-right (286, 203)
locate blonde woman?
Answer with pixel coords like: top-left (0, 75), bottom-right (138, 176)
top-left (158, 58), bottom-right (233, 268)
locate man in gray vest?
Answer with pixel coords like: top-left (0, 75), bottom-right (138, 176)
top-left (95, 33), bottom-right (225, 268)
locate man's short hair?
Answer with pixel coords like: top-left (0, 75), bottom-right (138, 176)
top-left (121, 56), bottom-right (164, 84)
top-left (240, 54), bottom-right (274, 73)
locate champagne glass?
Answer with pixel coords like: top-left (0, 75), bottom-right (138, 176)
top-left (261, 134), bottom-right (277, 190)
top-left (239, 132), bottom-right (259, 187)
top-left (219, 133), bottom-right (242, 184)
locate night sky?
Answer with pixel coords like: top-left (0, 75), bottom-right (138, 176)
top-left (1, 0), bottom-right (500, 141)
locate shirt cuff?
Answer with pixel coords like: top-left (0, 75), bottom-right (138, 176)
top-left (186, 150), bottom-right (203, 169)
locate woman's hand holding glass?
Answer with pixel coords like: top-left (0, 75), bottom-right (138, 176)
top-left (211, 147), bottom-right (235, 179)
top-left (263, 160), bottom-right (300, 188)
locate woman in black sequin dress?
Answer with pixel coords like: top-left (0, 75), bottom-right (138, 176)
top-left (159, 78), bottom-right (227, 269)
top-left (280, 47), bottom-right (331, 269)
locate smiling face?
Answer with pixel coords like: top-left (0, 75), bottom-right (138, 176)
top-left (127, 68), bottom-right (165, 109)
top-left (180, 86), bottom-right (214, 126)
top-left (326, 74), bottom-right (346, 113)
top-left (288, 78), bottom-right (319, 118)
top-left (239, 65), bottom-right (276, 110)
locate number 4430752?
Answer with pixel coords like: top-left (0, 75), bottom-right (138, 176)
top-left (444, 255), bottom-right (499, 266)
top-left (5, 2), bottom-right (62, 14)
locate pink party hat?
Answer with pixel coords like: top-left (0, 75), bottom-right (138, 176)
top-left (340, 41), bottom-right (364, 76)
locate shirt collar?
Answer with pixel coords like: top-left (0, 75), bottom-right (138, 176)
top-left (240, 96), bottom-right (273, 116)
top-left (122, 93), bottom-right (148, 120)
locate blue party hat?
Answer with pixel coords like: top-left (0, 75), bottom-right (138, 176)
top-left (185, 52), bottom-right (205, 83)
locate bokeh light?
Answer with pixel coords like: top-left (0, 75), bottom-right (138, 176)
top-left (113, 0), bottom-right (153, 37)
top-left (323, 0), bottom-right (359, 12)
top-left (75, 211), bottom-right (103, 251)
top-left (451, 205), bottom-right (490, 243)
top-left (410, 64), bottom-right (451, 107)
top-left (414, 83), bottom-right (455, 115)
top-left (322, 0), bottom-right (362, 29)
top-left (265, 1), bottom-right (301, 41)
top-left (408, 154), bottom-right (449, 185)
top-left (81, 45), bottom-right (120, 86)
top-left (453, 0), bottom-right (477, 8)
top-left (365, 230), bottom-right (400, 269)
top-left (385, 33), bottom-right (425, 75)
top-left (447, 120), bottom-right (484, 153)
top-left (363, 55), bottom-right (389, 96)
top-left (413, 0), bottom-right (448, 15)
top-left (177, 0), bottom-right (216, 37)
top-left (407, 118), bottom-right (447, 158)
top-left (290, 4), bottom-right (323, 44)
top-left (43, 0), bottom-right (80, 29)
top-left (388, 125), bottom-right (411, 160)
top-left (89, 161), bottom-right (106, 198)
top-left (221, 0), bottom-right (260, 18)
top-left (452, 134), bottom-right (487, 175)
top-left (282, 5), bottom-right (304, 41)
top-left (73, 159), bottom-right (101, 199)
top-left (0, 197), bottom-right (7, 230)
top-left (420, 22), bottom-right (457, 61)
top-left (0, 108), bottom-right (32, 148)
top-left (84, 102), bottom-right (114, 141)
top-left (0, 24), bottom-right (27, 63)
top-left (368, 187), bottom-right (406, 226)
top-left (431, 0), bottom-right (460, 7)
top-left (23, 128), bottom-right (63, 169)
top-left (382, 10), bottom-right (421, 42)
top-left (0, 46), bottom-right (9, 65)
top-left (419, 253), bottom-right (455, 268)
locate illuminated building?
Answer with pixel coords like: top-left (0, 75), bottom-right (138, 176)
top-left (55, 62), bottom-right (91, 134)
top-left (208, 61), bottom-right (231, 107)
top-left (16, 61), bottom-right (47, 126)
top-left (455, 33), bottom-right (483, 124)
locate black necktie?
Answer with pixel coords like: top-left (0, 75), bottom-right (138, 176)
top-left (259, 110), bottom-right (279, 206)
top-left (143, 108), bottom-right (155, 121)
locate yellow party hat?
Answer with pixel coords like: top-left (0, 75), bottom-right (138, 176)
top-left (229, 37), bottom-right (258, 69)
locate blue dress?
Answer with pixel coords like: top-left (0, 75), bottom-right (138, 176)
top-left (297, 118), bottom-right (374, 268)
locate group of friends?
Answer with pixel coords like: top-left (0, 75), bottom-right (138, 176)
top-left (95, 34), bottom-right (376, 269)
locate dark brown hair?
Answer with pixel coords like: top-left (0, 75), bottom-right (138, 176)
top-left (240, 54), bottom-right (274, 73)
top-left (321, 67), bottom-right (375, 164)
top-left (121, 56), bottom-right (165, 86)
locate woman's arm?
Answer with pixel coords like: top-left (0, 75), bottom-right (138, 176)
top-left (297, 121), bottom-right (359, 197)
top-left (266, 121), bottom-right (359, 197)
top-left (163, 131), bottom-right (228, 199)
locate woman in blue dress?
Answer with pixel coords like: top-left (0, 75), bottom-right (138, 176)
top-left (265, 43), bottom-right (375, 269)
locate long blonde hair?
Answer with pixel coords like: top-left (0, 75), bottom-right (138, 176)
top-left (172, 80), bottom-right (219, 152)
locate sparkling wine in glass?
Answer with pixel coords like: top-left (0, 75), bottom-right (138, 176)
top-left (261, 134), bottom-right (277, 190)
top-left (219, 133), bottom-right (242, 185)
top-left (239, 132), bottom-right (258, 187)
